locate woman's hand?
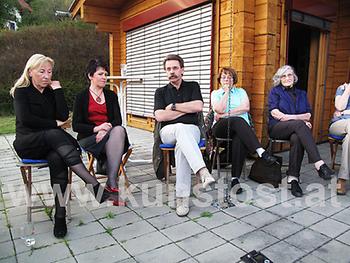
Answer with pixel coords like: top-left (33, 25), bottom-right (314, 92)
top-left (56, 119), bottom-right (67, 127)
top-left (93, 122), bottom-right (112, 133)
top-left (223, 84), bottom-right (230, 93)
top-left (96, 130), bottom-right (107, 143)
top-left (50, 81), bottom-right (62, 90)
top-left (304, 121), bottom-right (312, 129)
top-left (334, 110), bottom-right (343, 118)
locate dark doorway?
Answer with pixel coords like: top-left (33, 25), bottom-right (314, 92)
top-left (288, 22), bottom-right (318, 91)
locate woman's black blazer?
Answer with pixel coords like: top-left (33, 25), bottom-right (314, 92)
top-left (72, 88), bottom-right (123, 140)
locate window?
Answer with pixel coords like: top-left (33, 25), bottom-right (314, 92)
top-left (126, 3), bottom-right (212, 117)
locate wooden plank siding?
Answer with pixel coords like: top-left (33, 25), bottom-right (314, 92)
top-left (70, 0), bottom-right (350, 139)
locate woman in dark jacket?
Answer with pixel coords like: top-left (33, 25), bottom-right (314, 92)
top-left (11, 54), bottom-right (118, 238)
top-left (73, 58), bottom-right (130, 194)
top-left (268, 65), bottom-right (334, 197)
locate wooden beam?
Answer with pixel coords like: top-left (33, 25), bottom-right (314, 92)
top-left (122, 0), bottom-right (210, 31)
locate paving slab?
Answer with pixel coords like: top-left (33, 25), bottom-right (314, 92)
top-left (0, 241), bottom-right (15, 260)
top-left (261, 218), bottom-right (304, 240)
top-left (75, 243), bottom-right (130, 263)
top-left (161, 220), bottom-right (206, 242)
top-left (240, 210), bottom-right (281, 228)
top-left (134, 244), bottom-right (190, 263)
top-left (336, 230), bottom-right (350, 246)
top-left (211, 220), bottom-right (256, 241)
top-left (195, 211), bottom-right (234, 229)
top-left (176, 231), bottom-right (226, 256)
top-left (121, 231), bottom-right (171, 256)
top-left (231, 230), bottom-right (279, 253)
top-left (67, 232), bottom-right (116, 255)
top-left (284, 228), bottom-right (331, 253)
top-left (147, 211), bottom-right (189, 230)
top-left (16, 242), bottom-right (71, 263)
top-left (112, 220), bottom-right (157, 242)
top-left (309, 218), bottom-right (350, 238)
top-left (194, 243), bottom-right (245, 263)
top-left (287, 209), bottom-right (325, 227)
top-left (261, 241), bottom-right (306, 263)
top-left (311, 240), bottom-right (350, 263)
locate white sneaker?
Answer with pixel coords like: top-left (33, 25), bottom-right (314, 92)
top-left (176, 197), bottom-right (189, 217)
top-left (200, 169), bottom-right (215, 189)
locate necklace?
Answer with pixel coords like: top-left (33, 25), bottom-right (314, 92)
top-left (89, 88), bottom-right (103, 103)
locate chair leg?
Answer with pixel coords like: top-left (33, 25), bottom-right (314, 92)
top-left (333, 142), bottom-right (339, 169)
top-left (118, 148), bottom-right (132, 189)
top-left (163, 151), bottom-right (170, 195)
top-left (87, 153), bottom-right (96, 177)
top-left (329, 140), bottom-right (336, 169)
top-left (267, 139), bottom-right (273, 154)
top-left (20, 166), bottom-right (32, 222)
top-left (67, 168), bottom-right (72, 220)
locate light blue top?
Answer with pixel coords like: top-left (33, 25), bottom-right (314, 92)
top-left (330, 85), bottom-right (350, 125)
top-left (211, 87), bottom-right (250, 125)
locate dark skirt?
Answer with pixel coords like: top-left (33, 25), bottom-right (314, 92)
top-left (78, 126), bottom-right (130, 159)
top-left (14, 128), bottom-right (80, 159)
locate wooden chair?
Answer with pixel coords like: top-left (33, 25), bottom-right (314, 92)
top-left (328, 134), bottom-right (345, 169)
top-left (86, 148), bottom-right (132, 189)
top-left (160, 139), bottom-right (205, 194)
top-left (18, 159), bottom-right (72, 222)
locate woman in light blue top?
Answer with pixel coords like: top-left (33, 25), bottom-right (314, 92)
top-left (211, 67), bottom-right (276, 193)
top-left (329, 82), bottom-right (350, 195)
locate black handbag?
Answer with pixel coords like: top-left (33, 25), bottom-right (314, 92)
top-left (248, 156), bottom-right (282, 188)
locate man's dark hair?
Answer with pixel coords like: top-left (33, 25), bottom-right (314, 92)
top-left (86, 58), bottom-right (109, 80)
top-left (163, 54), bottom-right (184, 70)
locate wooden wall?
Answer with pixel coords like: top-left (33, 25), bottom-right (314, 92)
top-left (328, 0), bottom-right (350, 117)
top-left (252, 0), bottom-right (282, 143)
top-left (320, 0), bottom-right (350, 141)
top-left (73, 0), bottom-right (349, 139)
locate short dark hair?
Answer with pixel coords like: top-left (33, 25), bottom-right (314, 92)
top-left (86, 58), bottom-right (109, 80)
top-left (163, 54), bottom-right (184, 70)
top-left (217, 67), bottom-right (238, 85)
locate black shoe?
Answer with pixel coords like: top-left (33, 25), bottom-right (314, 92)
top-left (317, 164), bottom-right (334, 180)
top-left (53, 216), bottom-right (67, 238)
top-left (93, 183), bottom-right (114, 203)
top-left (231, 178), bottom-right (243, 194)
top-left (261, 151), bottom-right (277, 165)
top-left (289, 180), bottom-right (303, 197)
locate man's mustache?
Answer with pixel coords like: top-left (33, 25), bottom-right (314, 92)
top-left (169, 74), bottom-right (179, 79)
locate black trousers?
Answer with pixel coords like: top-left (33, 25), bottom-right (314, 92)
top-left (15, 129), bottom-right (81, 202)
top-left (269, 120), bottom-right (322, 177)
top-left (212, 117), bottom-right (261, 178)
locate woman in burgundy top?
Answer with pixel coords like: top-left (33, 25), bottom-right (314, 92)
top-left (73, 58), bottom-right (130, 193)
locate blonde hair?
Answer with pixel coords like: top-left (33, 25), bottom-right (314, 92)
top-left (10, 54), bottom-right (54, 97)
top-left (272, 65), bottom-right (298, 87)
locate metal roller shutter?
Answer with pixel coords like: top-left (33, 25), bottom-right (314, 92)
top-left (126, 3), bottom-right (212, 117)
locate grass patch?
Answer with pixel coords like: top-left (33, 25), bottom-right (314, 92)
top-left (44, 207), bottom-right (53, 219)
top-left (105, 227), bottom-right (113, 236)
top-left (0, 116), bottom-right (15, 135)
top-left (105, 211), bottom-right (116, 219)
top-left (200, 211), bottom-right (213, 218)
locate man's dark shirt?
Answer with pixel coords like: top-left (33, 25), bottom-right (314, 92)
top-left (154, 80), bottom-right (203, 128)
